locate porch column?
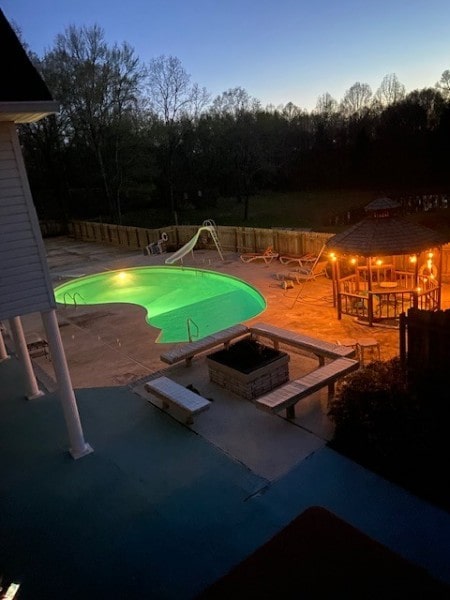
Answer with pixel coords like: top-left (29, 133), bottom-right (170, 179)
top-left (367, 259), bottom-right (374, 326)
top-left (414, 254), bottom-right (419, 287)
top-left (335, 258), bottom-right (342, 318)
top-left (0, 327), bottom-right (10, 361)
top-left (41, 309), bottom-right (93, 460)
top-left (437, 246), bottom-right (443, 309)
top-left (9, 316), bottom-right (44, 399)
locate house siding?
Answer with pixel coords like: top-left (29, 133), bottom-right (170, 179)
top-left (0, 121), bottom-right (55, 320)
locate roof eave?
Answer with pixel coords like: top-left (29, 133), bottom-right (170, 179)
top-left (0, 101), bottom-right (59, 123)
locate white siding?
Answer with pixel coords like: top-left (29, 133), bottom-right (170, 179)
top-left (0, 121), bottom-right (55, 320)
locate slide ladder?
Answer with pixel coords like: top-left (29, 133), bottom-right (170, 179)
top-left (165, 220), bottom-right (225, 265)
top-left (202, 219), bottom-right (224, 262)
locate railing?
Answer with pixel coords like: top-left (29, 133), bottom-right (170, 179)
top-left (395, 270), bottom-right (416, 289)
top-left (416, 285), bottom-right (440, 311)
top-left (186, 318), bottom-right (199, 342)
top-left (62, 292), bottom-right (86, 308)
top-left (338, 270), bottom-right (440, 324)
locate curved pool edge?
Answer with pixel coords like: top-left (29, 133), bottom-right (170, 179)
top-left (53, 266), bottom-right (266, 343)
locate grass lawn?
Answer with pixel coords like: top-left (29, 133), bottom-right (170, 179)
top-left (122, 189), bottom-right (378, 231)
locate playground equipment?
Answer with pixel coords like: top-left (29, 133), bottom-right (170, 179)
top-left (165, 220), bottom-right (224, 265)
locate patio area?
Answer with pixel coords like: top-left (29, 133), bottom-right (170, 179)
top-left (2, 236), bottom-right (450, 598)
top-left (21, 236), bottom-right (420, 388)
top-left (12, 236), bottom-right (450, 477)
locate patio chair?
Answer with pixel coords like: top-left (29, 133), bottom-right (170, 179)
top-left (279, 253), bottom-right (316, 267)
top-left (288, 259), bottom-right (329, 283)
top-left (240, 246), bottom-right (279, 265)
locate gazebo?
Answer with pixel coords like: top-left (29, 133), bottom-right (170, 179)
top-left (325, 198), bottom-right (449, 327)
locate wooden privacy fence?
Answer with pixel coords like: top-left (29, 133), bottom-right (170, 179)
top-left (63, 219), bottom-right (450, 279)
top-left (400, 308), bottom-right (450, 376)
top-left (67, 220), bottom-right (332, 258)
top-left (39, 220), bottom-right (68, 237)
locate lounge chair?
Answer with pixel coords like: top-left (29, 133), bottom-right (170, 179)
top-left (287, 259), bottom-right (329, 283)
top-left (279, 253), bottom-right (316, 267)
top-left (240, 246), bottom-right (279, 265)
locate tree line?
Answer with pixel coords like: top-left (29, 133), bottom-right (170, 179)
top-left (17, 23), bottom-right (450, 225)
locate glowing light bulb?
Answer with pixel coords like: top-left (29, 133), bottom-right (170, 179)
top-left (115, 271), bottom-right (129, 284)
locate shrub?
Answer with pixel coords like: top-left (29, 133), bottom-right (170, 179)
top-left (328, 358), bottom-right (422, 465)
top-left (328, 357), bottom-right (450, 510)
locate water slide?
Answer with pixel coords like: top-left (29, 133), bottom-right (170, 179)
top-left (165, 226), bottom-right (217, 265)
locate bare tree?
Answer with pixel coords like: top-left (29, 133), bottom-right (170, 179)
top-left (315, 92), bottom-right (339, 115)
top-left (210, 87), bottom-right (260, 117)
top-left (282, 101), bottom-right (303, 120)
top-left (341, 82), bottom-right (372, 117)
top-left (436, 69), bottom-right (450, 98)
top-left (147, 55), bottom-right (209, 123)
top-left (374, 73), bottom-right (406, 107)
top-left (190, 82), bottom-right (211, 121)
top-left (42, 24), bottom-right (145, 223)
top-left (146, 55), bottom-right (210, 220)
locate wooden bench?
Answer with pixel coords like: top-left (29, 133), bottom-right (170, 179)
top-left (255, 357), bottom-right (359, 419)
top-left (144, 376), bottom-right (211, 424)
top-left (160, 324), bottom-right (249, 366)
top-left (249, 322), bottom-right (356, 365)
top-left (27, 335), bottom-right (50, 359)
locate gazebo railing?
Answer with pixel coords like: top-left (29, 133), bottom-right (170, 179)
top-left (338, 271), bottom-right (440, 325)
top-left (357, 263), bottom-right (395, 284)
top-left (416, 285), bottom-right (440, 311)
top-left (395, 270), bottom-right (416, 289)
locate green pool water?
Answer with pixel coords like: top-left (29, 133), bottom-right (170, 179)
top-left (54, 266), bottom-right (266, 343)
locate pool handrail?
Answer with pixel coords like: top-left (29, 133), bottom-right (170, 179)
top-left (186, 317), bottom-right (199, 342)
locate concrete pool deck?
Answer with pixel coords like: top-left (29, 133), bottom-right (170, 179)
top-left (2, 236), bottom-right (450, 597)
top-left (21, 235), bottom-right (426, 390)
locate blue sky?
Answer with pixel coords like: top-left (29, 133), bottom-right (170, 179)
top-left (2, 0), bottom-right (450, 111)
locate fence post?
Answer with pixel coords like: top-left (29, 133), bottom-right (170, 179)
top-left (399, 312), bottom-right (407, 369)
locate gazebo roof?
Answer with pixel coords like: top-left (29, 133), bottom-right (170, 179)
top-left (0, 9), bottom-right (58, 122)
top-left (364, 197), bottom-right (401, 212)
top-left (326, 198), bottom-right (449, 257)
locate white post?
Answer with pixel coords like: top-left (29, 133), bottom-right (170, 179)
top-left (9, 316), bottom-right (43, 399)
top-left (0, 327), bottom-right (9, 361)
top-left (41, 309), bottom-right (93, 459)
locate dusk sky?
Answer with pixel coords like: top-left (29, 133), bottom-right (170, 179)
top-left (2, 0), bottom-right (450, 111)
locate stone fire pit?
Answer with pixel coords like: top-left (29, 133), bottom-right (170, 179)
top-left (206, 338), bottom-right (290, 400)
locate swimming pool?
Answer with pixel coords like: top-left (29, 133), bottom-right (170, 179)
top-left (54, 266), bottom-right (266, 343)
